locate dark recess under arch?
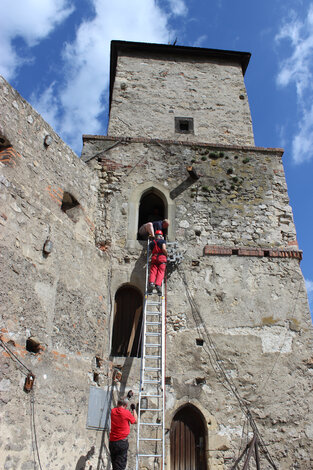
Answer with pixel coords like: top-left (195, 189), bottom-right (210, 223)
top-left (111, 285), bottom-right (143, 357)
top-left (137, 190), bottom-right (166, 239)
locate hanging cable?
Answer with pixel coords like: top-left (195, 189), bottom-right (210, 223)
top-left (0, 338), bottom-right (32, 375)
top-left (177, 266), bottom-right (278, 470)
top-left (30, 392), bottom-right (43, 470)
top-left (0, 339), bottom-right (42, 467)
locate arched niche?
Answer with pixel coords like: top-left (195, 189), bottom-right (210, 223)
top-left (110, 285), bottom-right (143, 358)
top-left (170, 403), bottom-right (207, 470)
top-left (127, 182), bottom-right (175, 248)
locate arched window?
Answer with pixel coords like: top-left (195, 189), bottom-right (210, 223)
top-left (137, 190), bottom-right (166, 240)
top-left (170, 404), bottom-right (207, 470)
top-left (127, 182), bottom-right (175, 246)
top-left (111, 285), bottom-right (143, 357)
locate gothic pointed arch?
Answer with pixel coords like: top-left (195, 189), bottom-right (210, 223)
top-left (110, 284), bottom-right (143, 357)
top-left (170, 403), bottom-right (207, 470)
top-left (127, 182), bottom-right (175, 247)
top-left (137, 188), bottom-right (166, 239)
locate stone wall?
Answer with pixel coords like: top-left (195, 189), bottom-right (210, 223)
top-left (108, 51), bottom-right (255, 146)
top-left (82, 132), bottom-right (313, 469)
top-left (82, 135), bottom-right (297, 251)
top-left (0, 76), bottom-right (112, 470)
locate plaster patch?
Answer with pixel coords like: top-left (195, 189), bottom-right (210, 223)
top-left (0, 378), bottom-right (11, 391)
top-left (165, 391), bottom-right (176, 411)
top-left (218, 424), bottom-right (243, 438)
top-left (35, 280), bottom-right (58, 346)
top-left (211, 326), bottom-right (295, 353)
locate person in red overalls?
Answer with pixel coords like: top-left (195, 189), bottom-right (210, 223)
top-left (147, 230), bottom-right (168, 295)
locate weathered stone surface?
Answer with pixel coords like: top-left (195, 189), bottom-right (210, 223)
top-left (0, 75), bottom-right (107, 469)
top-left (108, 46), bottom-right (254, 146)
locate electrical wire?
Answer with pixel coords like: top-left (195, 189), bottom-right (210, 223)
top-left (0, 340), bottom-right (43, 468)
top-left (177, 266), bottom-right (278, 470)
top-left (0, 338), bottom-right (32, 375)
top-left (30, 392), bottom-right (43, 470)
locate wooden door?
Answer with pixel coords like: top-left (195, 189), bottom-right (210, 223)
top-left (170, 405), bottom-right (206, 470)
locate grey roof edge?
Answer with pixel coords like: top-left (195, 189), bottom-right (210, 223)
top-left (109, 40), bottom-right (251, 111)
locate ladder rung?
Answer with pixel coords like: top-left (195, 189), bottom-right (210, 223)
top-left (139, 437), bottom-right (162, 441)
top-left (140, 408), bottom-right (162, 411)
top-left (146, 321), bottom-right (161, 325)
top-left (146, 332), bottom-right (161, 336)
top-left (143, 379), bottom-right (161, 384)
top-left (146, 312), bottom-right (161, 315)
top-left (144, 367), bottom-right (161, 371)
top-left (145, 355), bottom-right (161, 358)
top-left (140, 394), bottom-right (162, 397)
top-left (138, 454), bottom-right (162, 457)
top-left (140, 422), bottom-right (162, 426)
top-left (146, 301), bottom-right (162, 306)
top-left (145, 344), bottom-right (161, 347)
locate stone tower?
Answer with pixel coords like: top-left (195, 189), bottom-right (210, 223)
top-left (1, 41), bottom-right (312, 470)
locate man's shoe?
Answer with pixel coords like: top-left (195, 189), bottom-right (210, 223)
top-left (147, 283), bottom-right (154, 294)
top-left (156, 285), bottom-right (162, 296)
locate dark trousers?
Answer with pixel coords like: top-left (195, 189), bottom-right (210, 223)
top-left (109, 439), bottom-right (129, 470)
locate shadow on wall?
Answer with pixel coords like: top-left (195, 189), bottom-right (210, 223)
top-left (130, 242), bottom-right (147, 289)
top-left (75, 446), bottom-right (95, 470)
top-left (95, 364), bottom-right (135, 470)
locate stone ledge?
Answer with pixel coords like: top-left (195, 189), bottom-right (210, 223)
top-left (82, 134), bottom-right (284, 155)
top-left (204, 244), bottom-right (303, 260)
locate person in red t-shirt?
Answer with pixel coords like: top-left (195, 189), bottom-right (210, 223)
top-left (109, 398), bottom-right (137, 470)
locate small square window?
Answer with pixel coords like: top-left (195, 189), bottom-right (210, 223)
top-left (175, 117), bottom-right (194, 134)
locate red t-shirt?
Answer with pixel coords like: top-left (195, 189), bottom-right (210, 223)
top-left (109, 406), bottom-right (136, 441)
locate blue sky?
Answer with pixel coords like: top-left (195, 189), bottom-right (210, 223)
top-left (1, 0), bottom-right (313, 314)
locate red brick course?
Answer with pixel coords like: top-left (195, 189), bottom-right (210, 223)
top-left (204, 245), bottom-right (302, 260)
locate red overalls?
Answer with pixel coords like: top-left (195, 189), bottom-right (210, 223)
top-left (149, 240), bottom-right (167, 286)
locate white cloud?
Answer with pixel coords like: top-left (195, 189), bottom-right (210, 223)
top-left (31, 0), bottom-right (188, 152)
top-left (305, 278), bottom-right (313, 314)
top-left (193, 35), bottom-right (208, 48)
top-left (0, 0), bottom-right (74, 80)
top-left (30, 82), bottom-right (60, 131)
top-left (292, 104), bottom-right (313, 163)
top-left (306, 279), bottom-right (313, 292)
top-left (276, 3), bottom-right (313, 163)
top-left (168, 0), bottom-right (188, 17)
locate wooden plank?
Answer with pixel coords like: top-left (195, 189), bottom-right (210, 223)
top-left (126, 305), bottom-right (142, 356)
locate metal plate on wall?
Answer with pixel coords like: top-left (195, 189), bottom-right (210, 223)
top-left (86, 386), bottom-right (112, 430)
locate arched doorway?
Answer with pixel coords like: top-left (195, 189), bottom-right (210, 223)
top-left (170, 404), bottom-right (207, 470)
top-left (110, 285), bottom-right (143, 357)
top-left (137, 190), bottom-right (166, 239)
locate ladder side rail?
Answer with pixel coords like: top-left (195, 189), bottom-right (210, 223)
top-left (136, 300), bottom-right (146, 469)
top-left (161, 282), bottom-right (166, 469)
top-left (136, 240), bottom-right (151, 470)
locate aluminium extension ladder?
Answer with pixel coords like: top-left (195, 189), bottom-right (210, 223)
top-left (136, 241), bottom-right (166, 470)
